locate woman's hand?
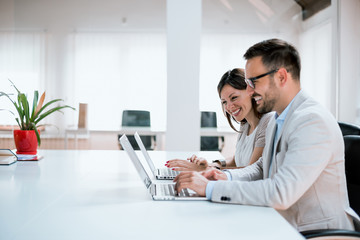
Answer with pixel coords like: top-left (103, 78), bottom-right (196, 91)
top-left (165, 158), bottom-right (208, 172)
top-left (187, 154), bottom-right (209, 168)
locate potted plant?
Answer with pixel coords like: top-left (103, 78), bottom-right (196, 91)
top-left (0, 80), bottom-right (75, 154)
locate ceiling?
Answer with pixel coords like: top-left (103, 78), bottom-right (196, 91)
top-left (5, 0), bottom-right (331, 32)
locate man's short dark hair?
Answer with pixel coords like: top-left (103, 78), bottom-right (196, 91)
top-left (243, 38), bottom-right (301, 81)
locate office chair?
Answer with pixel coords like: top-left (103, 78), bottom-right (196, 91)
top-left (200, 111), bottom-right (224, 151)
top-left (64, 103), bottom-right (89, 149)
top-left (118, 110), bottom-right (155, 150)
top-left (301, 229), bottom-right (360, 239)
top-left (344, 135), bottom-right (360, 216)
top-left (301, 135), bottom-right (360, 239)
top-left (338, 121), bottom-right (360, 136)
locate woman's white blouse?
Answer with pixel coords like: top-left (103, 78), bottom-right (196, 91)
top-left (234, 112), bottom-right (273, 167)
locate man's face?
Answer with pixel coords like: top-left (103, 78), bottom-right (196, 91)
top-left (245, 56), bottom-right (279, 114)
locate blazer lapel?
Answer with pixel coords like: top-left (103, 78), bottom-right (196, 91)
top-left (267, 90), bottom-right (308, 177)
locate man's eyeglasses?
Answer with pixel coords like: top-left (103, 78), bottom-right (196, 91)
top-left (245, 69), bottom-right (279, 89)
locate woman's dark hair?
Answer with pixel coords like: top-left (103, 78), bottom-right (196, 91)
top-left (217, 68), bottom-right (262, 132)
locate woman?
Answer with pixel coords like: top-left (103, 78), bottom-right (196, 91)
top-left (166, 68), bottom-right (273, 171)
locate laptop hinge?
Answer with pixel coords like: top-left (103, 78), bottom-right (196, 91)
top-left (144, 176), bottom-right (152, 189)
top-left (150, 183), bottom-right (156, 195)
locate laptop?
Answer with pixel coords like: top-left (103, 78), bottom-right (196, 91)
top-left (134, 132), bottom-right (179, 180)
top-left (119, 134), bottom-right (207, 201)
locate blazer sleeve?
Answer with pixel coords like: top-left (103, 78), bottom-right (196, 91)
top-left (211, 108), bottom-right (342, 210)
top-left (227, 157), bottom-right (264, 181)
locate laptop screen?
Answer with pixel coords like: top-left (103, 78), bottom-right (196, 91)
top-left (134, 132), bottom-right (156, 172)
top-left (120, 134), bottom-right (152, 189)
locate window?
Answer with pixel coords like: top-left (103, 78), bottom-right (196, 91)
top-left (71, 32), bottom-right (167, 130)
top-left (0, 32), bottom-right (46, 125)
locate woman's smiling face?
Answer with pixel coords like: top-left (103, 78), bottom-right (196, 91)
top-left (220, 84), bottom-right (253, 122)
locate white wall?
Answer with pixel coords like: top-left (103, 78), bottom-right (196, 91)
top-left (299, 7), bottom-right (332, 112)
top-left (297, 1), bottom-right (360, 126)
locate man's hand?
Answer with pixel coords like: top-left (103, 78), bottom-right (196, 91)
top-left (202, 168), bottom-right (228, 181)
top-left (173, 171), bottom-right (208, 196)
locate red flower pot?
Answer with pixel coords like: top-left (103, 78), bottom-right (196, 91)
top-left (13, 130), bottom-right (40, 155)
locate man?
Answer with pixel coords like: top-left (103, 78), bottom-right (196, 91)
top-left (174, 38), bottom-right (360, 231)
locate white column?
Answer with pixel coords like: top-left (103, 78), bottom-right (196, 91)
top-left (336, 0), bottom-right (360, 123)
top-left (331, 0), bottom-right (340, 119)
top-left (166, 0), bottom-right (201, 151)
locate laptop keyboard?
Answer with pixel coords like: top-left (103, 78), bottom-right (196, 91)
top-left (158, 184), bottom-right (190, 197)
top-left (159, 168), bottom-right (180, 177)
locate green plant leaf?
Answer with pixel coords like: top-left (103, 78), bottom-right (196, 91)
top-left (0, 109), bottom-right (15, 116)
top-left (32, 98), bottom-right (63, 120)
top-left (33, 92), bottom-right (45, 121)
top-left (9, 79), bottom-right (20, 94)
top-left (30, 122), bottom-right (41, 146)
top-left (19, 93), bottom-right (31, 129)
top-left (3, 80), bottom-right (75, 136)
top-left (13, 101), bottom-right (25, 129)
top-left (0, 91), bottom-right (15, 104)
top-left (16, 94), bottom-right (25, 128)
top-left (0, 91), bottom-right (24, 129)
top-left (15, 118), bottom-right (21, 128)
top-left (34, 105), bottom-right (75, 125)
top-left (30, 90), bottom-right (39, 120)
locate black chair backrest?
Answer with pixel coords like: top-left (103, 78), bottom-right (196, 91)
top-left (338, 121), bottom-right (360, 136)
top-left (301, 229), bottom-right (360, 239)
top-left (200, 111), bottom-right (220, 151)
top-left (201, 111), bottom-right (217, 128)
top-left (121, 110), bottom-right (152, 150)
top-left (344, 135), bottom-right (360, 216)
top-left (122, 110), bottom-right (151, 127)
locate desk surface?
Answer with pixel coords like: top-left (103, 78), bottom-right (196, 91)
top-left (0, 150), bottom-right (304, 240)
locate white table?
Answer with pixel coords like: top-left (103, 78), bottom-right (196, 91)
top-left (0, 150), bottom-right (304, 240)
top-left (64, 127), bottom-right (90, 149)
top-left (118, 127), bottom-right (165, 149)
top-left (63, 127), bottom-right (238, 150)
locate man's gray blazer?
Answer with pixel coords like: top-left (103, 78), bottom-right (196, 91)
top-left (211, 90), bottom-right (360, 231)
